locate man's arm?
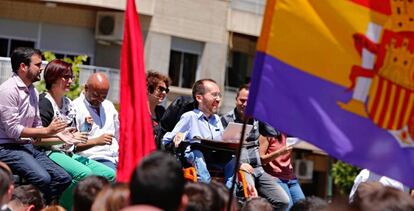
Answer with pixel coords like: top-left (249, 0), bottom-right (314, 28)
top-left (20, 118), bottom-right (67, 138)
top-left (161, 114), bottom-right (191, 146)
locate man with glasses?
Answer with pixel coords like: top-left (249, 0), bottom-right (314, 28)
top-left (0, 47), bottom-right (71, 204)
top-left (72, 73), bottom-right (119, 170)
top-left (162, 79), bottom-right (236, 188)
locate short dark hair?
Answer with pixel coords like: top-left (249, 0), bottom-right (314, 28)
top-left (10, 47), bottom-right (42, 73)
top-left (192, 79), bottom-right (216, 107)
top-left (241, 197), bottom-right (273, 211)
top-left (0, 162), bottom-right (13, 199)
top-left (236, 84), bottom-right (250, 98)
top-left (73, 176), bottom-right (110, 211)
top-left (184, 182), bottom-right (221, 211)
top-left (44, 59), bottom-right (73, 90)
top-left (146, 71), bottom-right (171, 94)
top-left (350, 181), bottom-right (414, 211)
top-left (11, 185), bottom-right (44, 211)
top-left (290, 196), bottom-right (328, 211)
top-left (130, 151), bottom-right (185, 211)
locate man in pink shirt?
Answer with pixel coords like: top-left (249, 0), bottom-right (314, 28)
top-left (0, 47), bottom-right (71, 204)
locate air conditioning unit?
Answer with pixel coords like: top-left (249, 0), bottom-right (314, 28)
top-left (294, 159), bottom-right (314, 180)
top-left (95, 11), bottom-right (124, 41)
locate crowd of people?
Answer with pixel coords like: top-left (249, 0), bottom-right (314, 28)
top-left (0, 46), bottom-right (413, 211)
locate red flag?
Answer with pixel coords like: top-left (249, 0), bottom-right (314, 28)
top-left (117, 0), bottom-right (155, 182)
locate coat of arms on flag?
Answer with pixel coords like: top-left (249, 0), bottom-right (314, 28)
top-left (339, 0), bottom-right (414, 147)
top-left (246, 0), bottom-right (414, 187)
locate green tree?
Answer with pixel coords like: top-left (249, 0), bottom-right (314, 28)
top-left (331, 161), bottom-right (360, 195)
top-left (36, 51), bottom-right (88, 100)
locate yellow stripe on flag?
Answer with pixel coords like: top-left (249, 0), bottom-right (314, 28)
top-left (258, 0), bottom-right (387, 87)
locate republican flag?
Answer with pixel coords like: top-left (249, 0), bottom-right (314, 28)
top-left (246, 0), bottom-right (414, 187)
top-left (117, 0), bottom-right (155, 182)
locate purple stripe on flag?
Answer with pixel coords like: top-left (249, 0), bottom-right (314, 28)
top-left (247, 51), bottom-right (414, 188)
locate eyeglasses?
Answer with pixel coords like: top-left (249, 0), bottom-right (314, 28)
top-left (62, 75), bottom-right (74, 80)
top-left (210, 92), bottom-right (222, 99)
top-left (157, 86), bottom-right (169, 94)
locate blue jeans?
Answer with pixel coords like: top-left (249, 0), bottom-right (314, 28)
top-left (184, 148), bottom-right (236, 188)
top-left (0, 144), bottom-right (72, 203)
top-left (277, 178), bottom-right (305, 209)
top-left (95, 158), bottom-right (117, 171)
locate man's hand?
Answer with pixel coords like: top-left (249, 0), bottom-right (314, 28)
top-left (173, 132), bottom-right (185, 148)
top-left (246, 184), bottom-right (258, 198)
top-left (56, 130), bottom-right (77, 145)
top-left (46, 118), bottom-right (67, 135)
top-left (94, 133), bottom-right (113, 146)
top-left (240, 163), bottom-right (254, 174)
top-left (72, 131), bottom-right (88, 144)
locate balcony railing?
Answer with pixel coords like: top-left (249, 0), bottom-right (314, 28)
top-left (230, 0), bottom-right (266, 15)
top-left (0, 57), bottom-right (120, 103)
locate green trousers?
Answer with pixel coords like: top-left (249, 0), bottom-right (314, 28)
top-left (48, 152), bottom-right (116, 210)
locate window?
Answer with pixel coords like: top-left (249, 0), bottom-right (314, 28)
top-left (169, 50), bottom-right (198, 88)
top-left (0, 37), bottom-right (35, 57)
top-left (168, 37), bottom-right (203, 88)
top-left (226, 33), bottom-right (257, 88)
top-left (226, 51), bottom-right (254, 88)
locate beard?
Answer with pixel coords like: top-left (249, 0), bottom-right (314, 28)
top-left (27, 69), bottom-right (41, 83)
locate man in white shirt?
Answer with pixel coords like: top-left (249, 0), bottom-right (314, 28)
top-left (72, 73), bottom-right (119, 170)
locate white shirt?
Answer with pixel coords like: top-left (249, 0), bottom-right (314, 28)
top-left (349, 169), bottom-right (410, 201)
top-left (72, 93), bottom-right (119, 163)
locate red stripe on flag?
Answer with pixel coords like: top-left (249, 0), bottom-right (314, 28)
top-left (350, 0), bottom-right (391, 15)
top-left (377, 79), bottom-right (392, 127)
top-left (387, 84), bottom-right (401, 129)
top-left (117, 0), bottom-right (155, 183)
top-left (369, 77), bottom-right (384, 122)
top-left (398, 90), bottom-right (411, 129)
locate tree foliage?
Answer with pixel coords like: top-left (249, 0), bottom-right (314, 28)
top-left (36, 51), bottom-right (88, 100)
top-left (331, 161), bottom-right (360, 195)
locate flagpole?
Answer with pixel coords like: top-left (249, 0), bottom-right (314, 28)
top-left (227, 116), bottom-right (249, 211)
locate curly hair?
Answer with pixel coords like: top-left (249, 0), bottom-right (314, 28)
top-left (146, 71), bottom-right (171, 94)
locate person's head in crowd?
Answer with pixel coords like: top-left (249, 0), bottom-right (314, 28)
top-left (184, 182), bottom-right (221, 211)
top-left (192, 79), bottom-right (221, 117)
top-left (241, 197), bottom-right (273, 211)
top-left (84, 73), bottom-right (110, 108)
top-left (8, 185), bottom-right (44, 211)
top-left (40, 205), bottom-right (66, 211)
top-left (290, 196), bottom-right (328, 211)
top-left (350, 181), bottom-right (414, 211)
top-left (43, 59), bottom-right (73, 92)
top-left (235, 84), bottom-right (249, 119)
top-left (129, 151), bottom-right (187, 211)
top-left (0, 161), bottom-right (13, 207)
top-left (91, 183), bottom-right (129, 211)
top-left (73, 175), bottom-right (110, 211)
top-left (209, 181), bottom-right (237, 211)
top-left (10, 47), bottom-right (43, 85)
top-left (146, 71), bottom-right (171, 107)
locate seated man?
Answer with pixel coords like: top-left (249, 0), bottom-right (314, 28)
top-left (221, 84), bottom-right (289, 210)
top-left (162, 79), bottom-right (236, 188)
top-left (72, 73), bottom-right (119, 170)
top-left (0, 47), bottom-right (71, 204)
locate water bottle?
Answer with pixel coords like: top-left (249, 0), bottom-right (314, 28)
top-left (80, 117), bottom-right (92, 133)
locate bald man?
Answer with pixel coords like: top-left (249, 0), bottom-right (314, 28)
top-left (72, 73), bottom-right (119, 170)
